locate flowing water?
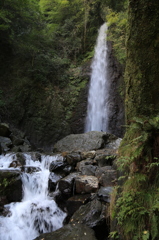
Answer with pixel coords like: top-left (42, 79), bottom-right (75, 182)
top-left (0, 153), bottom-right (66, 240)
top-left (85, 23), bottom-right (109, 132)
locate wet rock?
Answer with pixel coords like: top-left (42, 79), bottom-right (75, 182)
top-left (0, 196), bottom-right (8, 213)
top-left (81, 151), bottom-right (96, 160)
top-left (20, 166), bottom-right (41, 174)
top-left (66, 194), bottom-right (91, 219)
top-left (80, 165), bottom-right (97, 176)
top-left (66, 152), bottom-right (81, 166)
top-left (95, 167), bottom-right (117, 187)
top-left (49, 158), bottom-right (66, 172)
top-left (16, 153), bottom-right (26, 165)
top-left (70, 199), bottom-right (109, 240)
top-left (63, 165), bottom-right (74, 175)
top-left (0, 144), bottom-right (2, 155)
top-left (9, 160), bottom-right (22, 168)
top-left (75, 175), bottom-right (99, 194)
top-left (29, 152), bottom-right (41, 162)
top-left (0, 169), bottom-right (22, 203)
top-left (97, 186), bottom-right (113, 203)
top-left (34, 223), bottom-right (97, 240)
top-left (0, 137), bottom-right (12, 152)
top-left (70, 199), bottom-right (106, 228)
top-left (0, 123), bottom-right (11, 137)
top-left (58, 172), bottom-right (80, 199)
top-left (53, 131), bottom-right (116, 152)
top-left (48, 173), bottom-right (63, 192)
top-left (76, 159), bottom-right (95, 171)
top-left (95, 148), bottom-right (117, 167)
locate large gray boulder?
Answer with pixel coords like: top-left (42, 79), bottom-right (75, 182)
top-left (53, 131), bottom-right (117, 152)
top-left (34, 223), bottom-right (97, 240)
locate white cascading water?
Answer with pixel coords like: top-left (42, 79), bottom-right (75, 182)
top-left (85, 23), bottom-right (109, 132)
top-left (0, 153), bottom-right (66, 240)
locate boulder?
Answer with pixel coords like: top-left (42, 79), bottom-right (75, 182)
top-left (48, 172), bottom-right (63, 192)
top-left (66, 152), bottom-right (81, 166)
top-left (95, 149), bottom-right (117, 167)
top-left (58, 172), bottom-right (80, 199)
top-left (49, 158), bottom-right (66, 172)
top-left (106, 138), bottom-right (122, 149)
top-left (76, 159), bottom-right (95, 171)
top-left (66, 194), bottom-right (91, 219)
top-left (80, 165), bottom-right (97, 176)
top-left (70, 199), bottom-right (106, 228)
top-left (97, 186), bottom-right (113, 203)
top-left (95, 167), bottom-right (117, 187)
top-left (53, 131), bottom-right (117, 152)
top-left (34, 223), bottom-right (97, 240)
top-left (70, 199), bottom-right (109, 240)
top-left (0, 123), bottom-right (11, 137)
top-left (15, 153), bottom-right (26, 165)
top-left (75, 175), bottom-right (98, 194)
top-left (0, 137), bottom-right (12, 152)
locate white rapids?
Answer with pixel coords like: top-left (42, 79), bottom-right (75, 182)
top-left (0, 153), bottom-right (66, 240)
top-left (85, 23), bottom-right (109, 132)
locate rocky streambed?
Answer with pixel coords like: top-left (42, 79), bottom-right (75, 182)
top-left (0, 123), bottom-right (121, 240)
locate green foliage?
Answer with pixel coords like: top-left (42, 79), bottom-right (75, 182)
top-left (0, 178), bottom-right (10, 194)
top-left (111, 117), bottom-right (159, 240)
top-left (106, 4), bottom-right (128, 65)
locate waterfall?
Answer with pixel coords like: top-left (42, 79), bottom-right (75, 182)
top-left (0, 153), bottom-right (66, 240)
top-left (85, 23), bottom-right (109, 132)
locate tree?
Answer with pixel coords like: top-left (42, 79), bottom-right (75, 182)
top-left (111, 1), bottom-right (159, 239)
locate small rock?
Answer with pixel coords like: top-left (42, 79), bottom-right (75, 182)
top-left (81, 151), bottom-right (96, 160)
top-left (75, 175), bottom-right (99, 194)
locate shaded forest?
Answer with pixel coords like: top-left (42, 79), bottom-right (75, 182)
top-left (0, 0), bottom-right (126, 149)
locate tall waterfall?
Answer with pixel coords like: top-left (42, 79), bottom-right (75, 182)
top-left (0, 153), bottom-right (66, 240)
top-left (85, 23), bottom-right (109, 132)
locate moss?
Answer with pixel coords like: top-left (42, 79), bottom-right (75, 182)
top-left (125, 0), bottom-right (159, 122)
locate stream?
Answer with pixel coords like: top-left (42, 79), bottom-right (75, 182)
top-left (0, 153), bottom-right (66, 240)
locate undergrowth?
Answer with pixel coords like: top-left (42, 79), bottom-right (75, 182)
top-left (110, 116), bottom-right (159, 240)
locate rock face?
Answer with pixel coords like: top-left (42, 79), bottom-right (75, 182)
top-left (107, 41), bottom-right (125, 138)
top-left (0, 123), bottom-right (32, 153)
top-left (53, 131), bottom-right (117, 152)
top-left (34, 223), bottom-right (97, 240)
